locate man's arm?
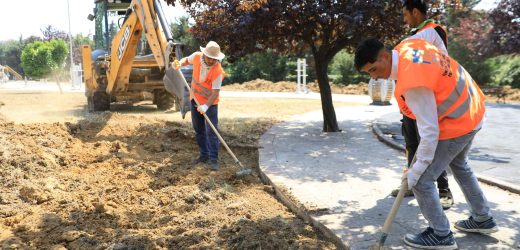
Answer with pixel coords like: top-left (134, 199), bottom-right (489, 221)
top-left (172, 53), bottom-right (196, 69)
top-left (403, 87), bottom-right (439, 175)
top-left (204, 89), bottom-right (220, 106)
top-left (204, 74), bottom-right (223, 106)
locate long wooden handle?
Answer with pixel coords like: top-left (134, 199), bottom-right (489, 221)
top-left (381, 153), bottom-right (417, 234)
top-left (382, 179), bottom-right (408, 234)
top-left (176, 68), bottom-right (244, 168)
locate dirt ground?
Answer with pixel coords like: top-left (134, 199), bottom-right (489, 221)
top-left (0, 91), bottom-right (339, 249)
top-left (223, 79), bottom-right (369, 96)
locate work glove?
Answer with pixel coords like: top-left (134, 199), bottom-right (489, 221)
top-left (402, 162), bottom-right (429, 189)
top-left (402, 168), bottom-right (421, 190)
top-left (197, 104), bottom-right (208, 114)
top-left (172, 59), bottom-right (181, 70)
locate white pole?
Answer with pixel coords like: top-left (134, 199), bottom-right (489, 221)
top-left (296, 58), bottom-right (300, 93)
top-left (67, 0), bottom-right (75, 89)
top-left (302, 58), bottom-right (307, 93)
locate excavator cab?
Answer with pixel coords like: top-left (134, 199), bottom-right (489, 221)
top-left (82, 0), bottom-right (192, 112)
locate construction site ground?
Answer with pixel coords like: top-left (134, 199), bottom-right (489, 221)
top-left (1, 80), bottom-right (519, 249)
top-left (0, 81), bottom-right (364, 249)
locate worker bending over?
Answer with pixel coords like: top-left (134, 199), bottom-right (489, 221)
top-left (355, 38), bottom-right (498, 249)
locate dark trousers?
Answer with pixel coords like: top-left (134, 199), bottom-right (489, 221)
top-left (402, 115), bottom-right (450, 191)
top-left (191, 100), bottom-right (219, 160)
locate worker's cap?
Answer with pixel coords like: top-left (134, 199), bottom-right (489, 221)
top-left (200, 41), bottom-right (225, 61)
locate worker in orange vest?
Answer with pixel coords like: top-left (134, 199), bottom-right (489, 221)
top-left (391, 0), bottom-right (454, 210)
top-left (355, 38), bottom-right (498, 249)
top-left (173, 41), bottom-right (226, 170)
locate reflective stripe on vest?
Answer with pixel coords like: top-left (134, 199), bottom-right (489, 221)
top-left (394, 39), bottom-right (485, 140)
top-left (191, 52), bottom-right (225, 105)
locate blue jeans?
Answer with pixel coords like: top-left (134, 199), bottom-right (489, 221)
top-left (413, 129), bottom-right (492, 236)
top-left (191, 100), bottom-right (219, 160)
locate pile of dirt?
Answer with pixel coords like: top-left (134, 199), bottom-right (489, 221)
top-left (486, 85), bottom-right (520, 103)
top-left (0, 113), bottom-right (335, 249)
top-left (223, 79), bottom-right (369, 95)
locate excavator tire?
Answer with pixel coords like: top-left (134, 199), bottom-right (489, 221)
top-left (90, 91), bottom-right (110, 111)
top-left (154, 90), bottom-right (176, 111)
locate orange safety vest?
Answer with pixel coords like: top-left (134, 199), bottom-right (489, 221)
top-left (394, 39), bottom-right (486, 140)
top-left (191, 52), bottom-right (225, 105)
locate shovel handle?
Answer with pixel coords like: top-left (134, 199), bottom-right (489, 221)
top-left (381, 153), bottom-right (417, 234)
top-left (382, 179), bottom-right (408, 234)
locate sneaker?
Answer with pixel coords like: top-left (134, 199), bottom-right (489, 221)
top-left (191, 156), bottom-right (208, 165)
top-left (390, 187), bottom-right (414, 197)
top-left (208, 159), bottom-right (219, 171)
top-left (454, 216), bottom-right (498, 234)
top-left (404, 227), bottom-right (458, 249)
top-left (439, 189), bottom-right (454, 210)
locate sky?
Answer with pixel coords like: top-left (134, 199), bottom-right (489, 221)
top-left (0, 0), bottom-right (499, 41)
top-left (0, 0), bottom-right (188, 41)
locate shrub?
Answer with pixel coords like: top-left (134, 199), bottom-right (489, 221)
top-left (328, 50), bottom-right (367, 85)
top-left (486, 55), bottom-right (520, 88)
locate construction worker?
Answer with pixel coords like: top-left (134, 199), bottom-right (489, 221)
top-left (173, 41), bottom-right (225, 170)
top-left (391, 0), bottom-right (454, 210)
top-left (355, 38), bottom-right (498, 249)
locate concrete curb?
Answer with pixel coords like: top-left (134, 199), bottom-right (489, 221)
top-left (258, 133), bottom-right (349, 250)
top-left (257, 171), bottom-right (349, 250)
top-left (371, 121), bottom-right (520, 195)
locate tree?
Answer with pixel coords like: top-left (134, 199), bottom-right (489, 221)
top-left (21, 39), bottom-right (68, 80)
top-left (451, 11), bottom-right (492, 58)
top-left (225, 50), bottom-right (291, 83)
top-left (170, 16), bottom-right (199, 54)
top-left (0, 40), bottom-right (24, 75)
top-left (41, 25), bottom-right (69, 41)
top-left (329, 50), bottom-right (367, 85)
top-left (488, 0), bottom-right (520, 55)
top-left (165, 0), bottom-right (406, 132)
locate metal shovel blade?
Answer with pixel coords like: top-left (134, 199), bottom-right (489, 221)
top-left (163, 68), bottom-right (190, 118)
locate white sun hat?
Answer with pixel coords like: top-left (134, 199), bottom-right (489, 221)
top-left (200, 41), bottom-right (225, 60)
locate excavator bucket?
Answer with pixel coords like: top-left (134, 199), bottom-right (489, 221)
top-left (163, 68), bottom-right (191, 118)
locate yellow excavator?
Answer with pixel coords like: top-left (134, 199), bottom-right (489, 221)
top-left (82, 0), bottom-right (191, 112)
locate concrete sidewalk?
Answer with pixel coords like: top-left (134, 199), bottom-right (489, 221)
top-left (259, 101), bottom-right (520, 249)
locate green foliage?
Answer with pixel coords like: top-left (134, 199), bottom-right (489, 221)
top-left (448, 39), bottom-right (491, 85)
top-left (486, 55), bottom-right (520, 88)
top-left (21, 39), bottom-right (69, 78)
top-left (225, 50), bottom-right (291, 84)
top-left (0, 40), bottom-right (24, 74)
top-left (21, 41), bottom-right (51, 77)
top-left (328, 50), bottom-right (367, 85)
top-left (170, 16), bottom-right (198, 55)
top-left (48, 40), bottom-right (68, 69)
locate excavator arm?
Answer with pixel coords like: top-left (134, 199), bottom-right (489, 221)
top-left (106, 0), bottom-right (175, 94)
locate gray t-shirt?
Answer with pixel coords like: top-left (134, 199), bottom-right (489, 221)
top-left (187, 53), bottom-right (223, 89)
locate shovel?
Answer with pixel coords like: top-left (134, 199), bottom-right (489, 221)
top-left (163, 67), bottom-right (253, 177)
top-left (370, 154), bottom-right (417, 250)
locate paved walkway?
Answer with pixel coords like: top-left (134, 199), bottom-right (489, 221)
top-left (259, 99), bottom-right (520, 249)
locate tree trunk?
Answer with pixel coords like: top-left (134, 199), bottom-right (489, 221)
top-left (54, 70), bottom-right (63, 94)
top-left (314, 55), bottom-right (339, 132)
